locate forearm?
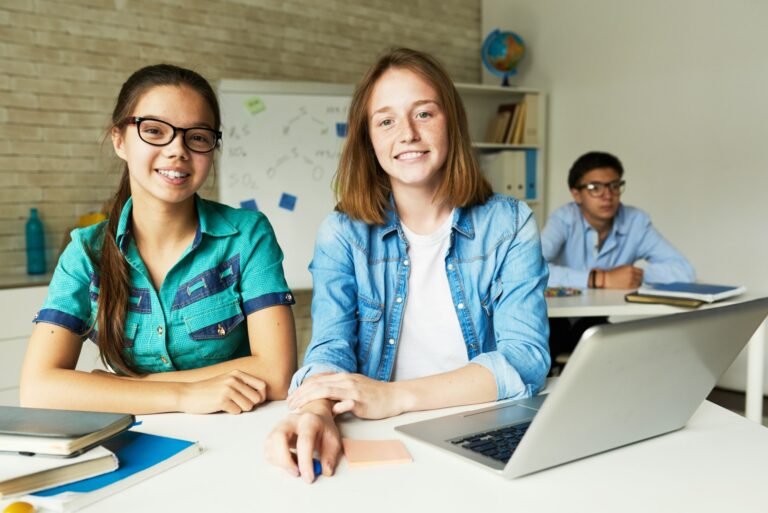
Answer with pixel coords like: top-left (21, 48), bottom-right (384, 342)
top-left (140, 355), bottom-right (294, 400)
top-left (644, 260), bottom-right (696, 284)
top-left (392, 363), bottom-right (497, 413)
top-left (20, 368), bottom-right (183, 414)
top-left (546, 264), bottom-right (590, 288)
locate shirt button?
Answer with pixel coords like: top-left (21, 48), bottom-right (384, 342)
top-left (388, 338), bottom-right (395, 345)
top-left (286, 293), bottom-right (293, 301)
top-left (160, 356), bottom-right (168, 364)
top-left (403, 260), bottom-right (410, 266)
top-left (217, 324), bottom-right (226, 336)
top-left (157, 326), bottom-right (163, 335)
top-left (447, 263), bottom-right (454, 271)
top-left (457, 303), bottom-right (465, 309)
top-left (396, 297), bottom-right (403, 303)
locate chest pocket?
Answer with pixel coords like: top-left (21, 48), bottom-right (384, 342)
top-left (481, 278), bottom-right (503, 317)
top-left (356, 297), bottom-right (383, 365)
top-left (184, 300), bottom-right (247, 360)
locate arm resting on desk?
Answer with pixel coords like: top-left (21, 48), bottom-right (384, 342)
top-left (20, 306), bottom-right (296, 413)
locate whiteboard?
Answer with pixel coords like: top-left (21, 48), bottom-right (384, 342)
top-left (218, 80), bottom-right (353, 289)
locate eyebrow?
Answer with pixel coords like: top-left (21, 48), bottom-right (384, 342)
top-left (138, 114), bottom-right (215, 129)
top-left (370, 99), bottom-right (440, 117)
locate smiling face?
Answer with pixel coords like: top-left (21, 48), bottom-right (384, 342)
top-left (111, 85), bottom-right (215, 208)
top-left (367, 67), bottom-right (449, 197)
top-left (570, 167), bottom-right (622, 227)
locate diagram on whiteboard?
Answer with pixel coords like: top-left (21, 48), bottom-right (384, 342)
top-left (218, 85), bottom-right (352, 289)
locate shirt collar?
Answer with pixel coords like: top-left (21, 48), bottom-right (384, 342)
top-left (114, 195), bottom-right (238, 254)
top-left (379, 195), bottom-right (475, 239)
top-left (578, 202), bottom-right (627, 236)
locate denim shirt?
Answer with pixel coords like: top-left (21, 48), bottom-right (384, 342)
top-left (541, 202), bottom-right (695, 288)
top-left (291, 194), bottom-right (551, 401)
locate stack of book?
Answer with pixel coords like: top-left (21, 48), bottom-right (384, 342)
top-left (484, 94), bottom-right (539, 145)
top-left (0, 407), bottom-right (201, 512)
top-left (0, 407), bottom-right (133, 499)
top-left (625, 282), bottom-right (746, 308)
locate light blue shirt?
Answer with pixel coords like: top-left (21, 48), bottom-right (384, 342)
top-left (541, 202), bottom-right (695, 288)
top-left (291, 194), bottom-right (551, 401)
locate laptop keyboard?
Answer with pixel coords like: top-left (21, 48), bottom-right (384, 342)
top-left (450, 421), bottom-right (532, 463)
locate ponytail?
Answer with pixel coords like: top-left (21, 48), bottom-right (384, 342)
top-left (93, 168), bottom-right (135, 375)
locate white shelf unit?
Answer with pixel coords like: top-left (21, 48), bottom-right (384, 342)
top-left (455, 82), bottom-right (547, 226)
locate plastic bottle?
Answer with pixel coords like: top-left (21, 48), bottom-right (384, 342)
top-left (26, 208), bottom-right (46, 275)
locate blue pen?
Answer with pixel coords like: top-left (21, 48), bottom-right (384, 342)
top-left (293, 452), bottom-right (323, 478)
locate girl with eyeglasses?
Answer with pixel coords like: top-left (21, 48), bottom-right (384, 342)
top-left (20, 65), bottom-right (297, 414)
top-left (265, 48), bottom-right (550, 482)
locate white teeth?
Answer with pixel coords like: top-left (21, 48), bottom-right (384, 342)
top-left (397, 151), bottom-right (425, 160)
top-left (157, 169), bottom-right (189, 179)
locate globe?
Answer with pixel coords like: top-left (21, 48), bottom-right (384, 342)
top-left (482, 29), bottom-right (526, 86)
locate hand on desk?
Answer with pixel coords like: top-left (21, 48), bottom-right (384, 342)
top-left (178, 370), bottom-right (267, 414)
top-left (264, 399), bottom-right (341, 484)
top-left (601, 265), bottom-right (643, 289)
top-left (287, 372), bottom-right (405, 419)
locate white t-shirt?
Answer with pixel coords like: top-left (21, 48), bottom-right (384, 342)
top-left (392, 212), bottom-right (469, 381)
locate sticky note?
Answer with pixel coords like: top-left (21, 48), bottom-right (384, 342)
top-left (279, 193), bottom-right (297, 211)
top-left (240, 199), bottom-right (258, 211)
top-left (336, 122), bottom-right (348, 137)
top-left (342, 438), bottom-right (413, 468)
top-left (245, 96), bottom-right (265, 115)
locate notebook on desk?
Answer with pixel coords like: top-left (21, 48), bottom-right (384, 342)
top-left (637, 282), bottom-right (746, 303)
top-left (0, 407), bottom-right (134, 457)
top-left (396, 297), bottom-right (768, 479)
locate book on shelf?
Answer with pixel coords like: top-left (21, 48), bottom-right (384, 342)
top-left (23, 430), bottom-right (202, 513)
top-left (0, 445), bottom-right (117, 500)
top-left (496, 103), bottom-right (518, 143)
top-left (521, 93), bottom-right (539, 145)
top-left (483, 103), bottom-right (518, 143)
top-left (508, 101), bottom-right (527, 144)
top-left (503, 102), bottom-right (521, 143)
top-left (636, 282), bottom-right (746, 303)
top-left (625, 292), bottom-right (705, 308)
top-left (0, 407), bottom-right (134, 457)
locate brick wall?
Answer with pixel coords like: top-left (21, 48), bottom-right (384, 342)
top-left (0, 0), bottom-right (481, 357)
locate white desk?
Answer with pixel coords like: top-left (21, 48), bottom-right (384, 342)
top-left (12, 399), bottom-right (768, 513)
top-left (547, 289), bottom-right (767, 423)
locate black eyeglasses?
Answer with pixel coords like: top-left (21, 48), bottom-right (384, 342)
top-left (123, 117), bottom-right (222, 153)
top-left (575, 180), bottom-right (626, 197)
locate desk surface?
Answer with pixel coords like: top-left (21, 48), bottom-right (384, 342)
top-left (16, 399), bottom-right (767, 513)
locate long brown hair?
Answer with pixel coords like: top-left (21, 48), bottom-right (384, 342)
top-left (93, 64), bottom-right (220, 375)
top-left (335, 47), bottom-right (492, 224)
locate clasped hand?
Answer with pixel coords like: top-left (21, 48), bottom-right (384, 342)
top-left (287, 372), bottom-right (405, 419)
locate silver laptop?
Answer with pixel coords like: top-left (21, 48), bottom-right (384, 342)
top-left (396, 297), bottom-right (768, 479)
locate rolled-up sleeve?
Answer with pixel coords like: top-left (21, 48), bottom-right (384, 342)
top-left (35, 229), bottom-right (94, 336)
top-left (240, 213), bottom-right (295, 314)
top-left (471, 203), bottom-right (551, 400)
top-left (289, 215), bottom-right (362, 392)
